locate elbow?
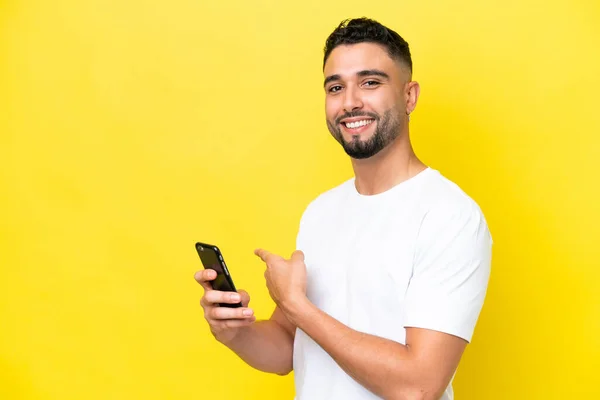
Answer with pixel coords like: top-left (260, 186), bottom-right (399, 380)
top-left (274, 366), bottom-right (293, 376)
top-left (271, 359), bottom-right (293, 376)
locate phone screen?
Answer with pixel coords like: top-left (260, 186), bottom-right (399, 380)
top-left (196, 245), bottom-right (235, 292)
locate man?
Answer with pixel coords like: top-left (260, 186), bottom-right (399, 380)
top-left (195, 17), bottom-right (492, 400)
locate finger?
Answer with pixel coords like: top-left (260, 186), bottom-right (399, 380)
top-left (194, 269), bottom-right (217, 282)
top-left (238, 289), bottom-right (251, 307)
top-left (255, 248), bottom-right (283, 265)
top-left (291, 250), bottom-right (305, 262)
top-left (194, 269), bottom-right (216, 291)
top-left (204, 290), bottom-right (242, 305)
top-left (210, 306), bottom-right (254, 320)
top-left (254, 248), bottom-right (271, 262)
top-left (214, 317), bottom-right (256, 330)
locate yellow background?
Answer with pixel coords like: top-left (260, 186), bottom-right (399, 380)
top-left (1, 0), bottom-right (599, 398)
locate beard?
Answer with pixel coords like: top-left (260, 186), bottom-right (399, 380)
top-left (326, 109), bottom-right (402, 159)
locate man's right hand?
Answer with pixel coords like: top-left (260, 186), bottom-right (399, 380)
top-left (195, 269), bottom-right (256, 344)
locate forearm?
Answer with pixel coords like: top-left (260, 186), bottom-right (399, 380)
top-left (220, 320), bottom-right (294, 375)
top-left (285, 298), bottom-right (435, 400)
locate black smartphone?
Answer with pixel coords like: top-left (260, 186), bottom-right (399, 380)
top-left (195, 242), bottom-right (242, 308)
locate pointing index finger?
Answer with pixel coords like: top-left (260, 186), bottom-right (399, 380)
top-left (254, 248), bottom-right (270, 262)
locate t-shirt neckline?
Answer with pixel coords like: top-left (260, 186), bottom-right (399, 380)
top-left (350, 166), bottom-right (433, 200)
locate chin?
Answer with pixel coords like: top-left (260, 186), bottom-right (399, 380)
top-left (345, 132), bottom-right (373, 143)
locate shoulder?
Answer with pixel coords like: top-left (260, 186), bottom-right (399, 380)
top-left (412, 169), bottom-right (493, 252)
top-left (411, 170), bottom-right (493, 282)
top-left (418, 168), bottom-right (489, 228)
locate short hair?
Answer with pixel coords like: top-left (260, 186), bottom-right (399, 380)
top-left (323, 18), bottom-right (412, 73)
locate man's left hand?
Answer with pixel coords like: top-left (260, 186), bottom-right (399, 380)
top-left (254, 248), bottom-right (307, 311)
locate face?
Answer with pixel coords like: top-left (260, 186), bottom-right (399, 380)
top-left (323, 42), bottom-right (417, 159)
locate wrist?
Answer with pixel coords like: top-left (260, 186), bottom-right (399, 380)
top-left (280, 294), bottom-right (312, 326)
top-left (215, 325), bottom-right (250, 346)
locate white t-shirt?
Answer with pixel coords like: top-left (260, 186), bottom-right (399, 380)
top-left (292, 167), bottom-right (492, 400)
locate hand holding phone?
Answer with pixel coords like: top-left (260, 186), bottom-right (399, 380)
top-left (194, 242), bottom-right (256, 344)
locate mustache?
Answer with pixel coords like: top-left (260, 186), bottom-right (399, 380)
top-left (335, 111), bottom-right (379, 126)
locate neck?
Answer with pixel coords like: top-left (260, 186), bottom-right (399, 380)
top-left (350, 129), bottom-right (427, 196)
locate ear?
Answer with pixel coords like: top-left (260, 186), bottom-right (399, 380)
top-left (405, 80), bottom-right (420, 116)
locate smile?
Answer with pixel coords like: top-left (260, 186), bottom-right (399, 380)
top-left (343, 119), bottom-right (374, 129)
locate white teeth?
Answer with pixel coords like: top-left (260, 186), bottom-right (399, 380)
top-left (345, 119), bottom-right (373, 129)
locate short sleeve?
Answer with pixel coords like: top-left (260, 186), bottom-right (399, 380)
top-left (403, 202), bottom-right (492, 343)
top-left (295, 200), bottom-right (315, 251)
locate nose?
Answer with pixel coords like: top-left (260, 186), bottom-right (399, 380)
top-left (342, 85), bottom-right (363, 113)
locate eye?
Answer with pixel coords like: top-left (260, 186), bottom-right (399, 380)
top-left (363, 80), bottom-right (380, 88)
top-left (328, 85), bottom-right (343, 93)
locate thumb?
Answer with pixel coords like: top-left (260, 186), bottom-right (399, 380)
top-left (237, 289), bottom-right (251, 307)
top-left (291, 250), bottom-right (305, 262)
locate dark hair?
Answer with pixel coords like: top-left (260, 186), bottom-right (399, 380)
top-left (323, 18), bottom-right (412, 73)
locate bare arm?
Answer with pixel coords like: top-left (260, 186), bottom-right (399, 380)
top-left (196, 269), bottom-right (295, 375)
top-left (221, 306), bottom-right (295, 375)
top-left (285, 297), bottom-right (465, 400)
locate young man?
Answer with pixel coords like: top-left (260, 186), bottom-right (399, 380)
top-left (195, 18), bottom-right (492, 400)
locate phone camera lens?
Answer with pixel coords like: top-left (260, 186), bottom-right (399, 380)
top-left (197, 244), bottom-right (204, 251)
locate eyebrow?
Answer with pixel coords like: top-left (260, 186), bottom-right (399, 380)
top-left (323, 69), bottom-right (390, 87)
